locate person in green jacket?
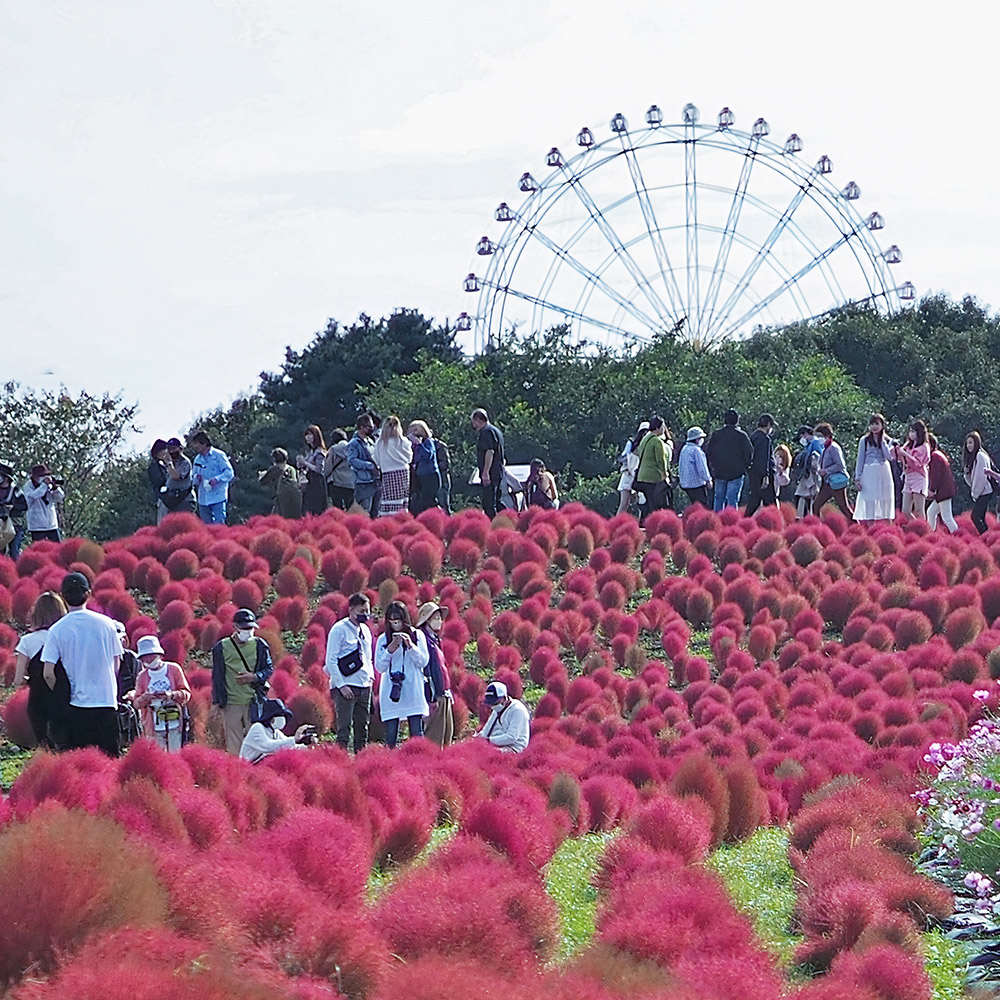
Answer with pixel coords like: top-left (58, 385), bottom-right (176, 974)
top-left (633, 416), bottom-right (673, 523)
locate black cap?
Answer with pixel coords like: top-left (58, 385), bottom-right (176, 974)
top-left (233, 608), bottom-right (257, 627)
top-left (796, 425), bottom-right (814, 438)
top-left (61, 571), bottom-right (91, 606)
top-left (0, 462), bottom-right (13, 479)
top-left (166, 437), bottom-right (182, 448)
top-left (723, 409), bottom-right (739, 425)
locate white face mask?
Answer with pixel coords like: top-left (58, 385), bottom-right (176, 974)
top-left (271, 716), bottom-right (287, 732)
top-left (236, 629), bottom-right (254, 643)
top-left (799, 437), bottom-right (809, 447)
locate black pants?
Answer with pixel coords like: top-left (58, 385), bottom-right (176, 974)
top-left (635, 480), bottom-right (668, 522)
top-left (30, 528), bottom-right (61, 543)
top-left (972, 494), bottom-right (992, 534)
top-left (385, 715), bottom-right (424, 748)
top-left (437, 476), bottom-right (452, 515)
top-left (482, 479), bottom-right (503, 519)
top-left (744, 480), bottom-right (776, 516)
top-left (410, 472), bottom-right (442, 515)
top-left (684, 485), bottom-right (710, 508)
top-left (327, 485), bottom-right (354, 511)
top-left (65, 706), bottom-right (120, 758)
top-left (333, 685), bottom-right (372, 753)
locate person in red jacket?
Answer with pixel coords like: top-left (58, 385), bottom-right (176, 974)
top-left (926, 433), bottom-right (958, 534)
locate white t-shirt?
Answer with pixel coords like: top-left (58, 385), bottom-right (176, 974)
top-left (41, 607), bottom-right (123, 708)
top-left (15, 630), bottom-right (49, 660)
top-left (145, 664), bottom-right (172, 695)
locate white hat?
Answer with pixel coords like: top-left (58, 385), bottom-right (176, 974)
top-left (485, 680), bottom-right (508, 705)
top-left (136, 635), bottom-right (165, 657)
top-left (637, 420), bottom-right (650, 432)
top-left (686, 426), bottom-right (706, 443)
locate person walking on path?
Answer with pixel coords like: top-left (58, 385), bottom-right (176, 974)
top-left (678, 427), bottom-right (712, 508)
top-left (812, 423), bottom-right (854, 517)
top-left (792, 426), bottom-right (823, 518)
top-left (191, 431), bottom-right (235, 524)
top-left (323, 593), bottom-right (375, 754)
top-left (471, 409), bottom-right (506, 519)
top-left (633, 417), bottom-right (671, 522)
top-left (211, 608), bottom-right (274, 754)
top-left (926, 433), bottom-right (959, 534)
top-left (41, 572), bottom-right (123, 757)
top-left (854, 414), bottom-right (895, 523)
top-left (964, 431), bottom-right (996, 535)
top-left (706, 409), bottom-right (753, 511)
top-left (744, 414), bottom-right (777, 515)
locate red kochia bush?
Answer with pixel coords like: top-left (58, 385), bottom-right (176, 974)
top-left (0, 808), bottom-right (168, 985)
top-left (165, 548), bottom-right (199, 581)
top-left (287, 687), bottom-right (334, 734)
top-left (944, 606), bottom-right (986, 649)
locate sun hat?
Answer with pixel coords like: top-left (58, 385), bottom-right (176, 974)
top-left (136, 635), bottom-right (165, 657)
top-left (258, 699), bottom-right (291, 724)
top-left (416, 602), bottom-right (449, 628)
top-left (686, 426), bottom-right (705, 443)
top-left (484, 681), bottom-right (508, 706)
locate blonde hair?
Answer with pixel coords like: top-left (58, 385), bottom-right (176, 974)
top-left (381, 415), bottom-right (404, 440)
top-left (32, 591), bottom-right (67, 631)
top-left (407, 419), bottom-right (432, 440)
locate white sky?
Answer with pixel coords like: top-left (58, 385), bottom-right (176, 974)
top-left (2, 0), bottom-right (997, 444)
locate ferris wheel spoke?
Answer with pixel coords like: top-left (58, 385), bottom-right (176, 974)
top-left (684, 120), bottom-right (701, 339)
top-left (559, 165), bottom-right (675, 327)
top-left (704, 169), bottom-right (817, 341)
top-left (616, 135), bottom-right (686, 319)
top-left (519, 219), bottom-right (664, 332)
top-left (484, 280), bottom-right (650, 343)
top-left (700, 133), bottom-right (761, 336)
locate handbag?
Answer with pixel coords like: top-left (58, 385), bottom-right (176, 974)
top-left (828, 472), bottom-right (850, 490)
top-left (337, 646), bottom-right (363, 677)
top-left (0, 516), bottom-right (14, 549)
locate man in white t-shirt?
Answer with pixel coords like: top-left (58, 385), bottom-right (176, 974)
top-left (323, 593), bottom-right (374, 753)
top-left (42, 572), bottom-right (123, 756)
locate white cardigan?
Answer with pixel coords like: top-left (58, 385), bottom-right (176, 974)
top-left (374, 435), bottom-right (412, 473)
top-left (375, 628), bottom-right (430, 721)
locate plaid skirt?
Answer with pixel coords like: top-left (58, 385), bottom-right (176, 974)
top-left (378, 468), bottom-right (411, 517)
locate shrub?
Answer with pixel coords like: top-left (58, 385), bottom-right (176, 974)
top-left (231, 578), bottom-right (263, 612)
top-left (287, 687), bottom-right (335, 734)
top-left (944, 606), bottom-right (986, 649)
top-left (165, 548), bottom-right (199, 581)
top-left (0, 808), bottom-right (168, 985)
top-left (893, 611), bottom-right (933, 650)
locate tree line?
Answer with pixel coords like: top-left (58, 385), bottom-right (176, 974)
top-left (5, 294), bottom-right (999, 541)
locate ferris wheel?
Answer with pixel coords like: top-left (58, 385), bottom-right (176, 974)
top-left (458, 103), bottom-right (914, 353)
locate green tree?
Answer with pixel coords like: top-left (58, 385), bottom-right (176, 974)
top-left (0, 382), bottom-right (141, 538)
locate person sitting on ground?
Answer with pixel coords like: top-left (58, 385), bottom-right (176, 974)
top-left (132, 635), bottom-right (192, 752)
top-left (476, 680), bottom-right (530, 753)
top-left (678, 427), bottom-right (712, 508)
top-left (523, 458), bottom-right (559, 509)
top-left (239, 699), bottom-right (316, 763)
top-left (259, 448), bottom-right (303, 519)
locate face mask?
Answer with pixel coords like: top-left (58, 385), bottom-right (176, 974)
top-left (355, 612), bottom-right (370, 623)
top-left (236, 629), bottom-right (253, 643)
top-left (799, 437), bottom-right (808, 447)
top-left (271, 717), bottom-right (287, 732)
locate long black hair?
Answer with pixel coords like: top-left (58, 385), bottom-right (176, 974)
top-left (382, 601), bottom-right (415, 644)
top-left (965, 431), bottom-right (983, 475)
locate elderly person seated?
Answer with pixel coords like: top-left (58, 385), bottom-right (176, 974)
top-left (239, 698), bottom-right (316, 763)
top-left (475, 680), bottom-right (530, 753)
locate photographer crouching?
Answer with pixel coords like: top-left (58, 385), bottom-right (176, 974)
top-left (24, 464), bottom-right (65, 543)
top-left (239, 698), bottom-right (318, 763)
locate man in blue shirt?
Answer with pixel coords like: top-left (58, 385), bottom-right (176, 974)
top-left (191, 431), bottom-right (235, 524)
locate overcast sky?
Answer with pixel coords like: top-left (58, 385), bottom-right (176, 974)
top-left (2, 0), bottom-right (996, 447)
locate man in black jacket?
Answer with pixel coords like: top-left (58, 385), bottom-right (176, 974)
top-left (744, 414), bottom-right (777, 516)
top-left (706, 410), bottom-right (753, 511)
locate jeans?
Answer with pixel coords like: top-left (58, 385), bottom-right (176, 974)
top-left (333, 685), bottom-right (372, 753)
top-left (972, 494), bottom-right (992, 534)
top-left (384, 715), bottom-right (424, 748)
top-left (199, 501), bottom-right (227, 524)
top-left (354, 481), bottom-right (380, 517)
top-left (6, 522), bottom-right (26, 560)
top-left (713, 477), bottom-right (744, 511)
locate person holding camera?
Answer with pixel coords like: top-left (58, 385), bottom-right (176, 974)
top-left (375, 600), bottom-right (429, 748)
top-left (0, 463), bottom-right (28, 558)
top-left (24, 464), bottom-right (64, 543)
top-left (239, 698), bottom-right (316, 763)
top-left (323, 593), bottom-right (375, 753)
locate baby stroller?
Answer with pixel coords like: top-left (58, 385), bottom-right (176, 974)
top-left (147, 696), bottom-right (190, 752)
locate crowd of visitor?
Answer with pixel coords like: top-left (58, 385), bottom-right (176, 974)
top-left (616, 409), bottom-right (1000, 535)
top-left (9, 572), bottom-right (526, 761)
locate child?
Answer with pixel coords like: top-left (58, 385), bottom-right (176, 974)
top-left (132, 635), bottom-right (192, 752)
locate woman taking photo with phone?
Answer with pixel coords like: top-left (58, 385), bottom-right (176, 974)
top-left (375, 601), bottom-right (429, 748)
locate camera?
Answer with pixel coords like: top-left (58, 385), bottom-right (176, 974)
top-left (299, 725), bottom-right (319, 746)
top-left (389, 669), bottom-right (405, 703)
top-left (48, 477), bottom-right (65, 486)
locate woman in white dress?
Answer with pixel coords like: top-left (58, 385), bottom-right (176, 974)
top-left (373, 415), bottom-right (413, 517)
top-left (375, 601), bottom-right (430, 747)
top-left (854, 413), bottom-right (896, 523)
top-left (616, 421), bottom-right (650, 515)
